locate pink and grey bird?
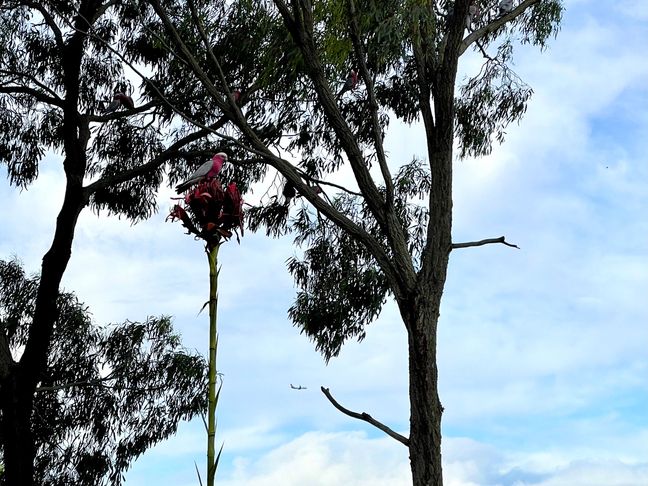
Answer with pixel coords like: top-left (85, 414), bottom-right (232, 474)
top-left (104, 92), bottom-right (135, 113)
top-left (118, 93), bottom-right (135, 109)
top-left (337, 70), bottom-right (358, 97)
top-left (175, 153), bottom-right (227, 193)
top-left (466, 3), bottom-right (481, 29)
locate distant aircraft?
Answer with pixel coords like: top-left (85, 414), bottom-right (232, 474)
top-left (290, 384), bottom-right (307, 390)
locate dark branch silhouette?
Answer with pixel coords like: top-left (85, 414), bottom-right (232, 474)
top-left (451, 236), bottom-right (520, 250)
top-left (321, 386), bottom-right (409, 446)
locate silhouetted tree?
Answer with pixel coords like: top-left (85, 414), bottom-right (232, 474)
top-left (0, 259), bottom-right (206, 486)
top-left (0, 1), bottom-right (265, 483)
top-left (140, 0), bottom-right (563, 484)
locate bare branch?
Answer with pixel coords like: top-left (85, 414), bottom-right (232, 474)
top-left (35, 367), bottom-right (122, 392)
top-left (86, 100), bottom-right (159, 122)
top-left (35, 377), bottom-right (108, 393)
top-left (234, 158), bottom-right (364, 197)
top-left (321, 386), bottom-right (409, 447)
top-left (459, 0), bottom-right (542, 56)
top-left (0, 69), bottom-right (64, 103)
top-left (303, 175), bottom-right (362, 197)
top-left (0, 85), bottom-right (63, 108)
top-left (451, 236), bottom-right (519, 250)
top-left (475, 39), bottom-right (495, 61)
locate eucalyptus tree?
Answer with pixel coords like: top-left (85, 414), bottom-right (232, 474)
top-left (142, 0), bottom-right (563, 484)
top-left (0, 259), bottom-right (206, 486)
top-left (0, 1), bottom-right (263, 484)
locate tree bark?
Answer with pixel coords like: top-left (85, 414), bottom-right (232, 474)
top-left (0, 371), bottom-right (36, 486)
top-left (406, 294), bottom-right (446, 486)
top-left (404, 70), bottom-right (455, 486)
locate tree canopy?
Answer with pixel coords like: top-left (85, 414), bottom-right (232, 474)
top-left (0, 259), bottom-right (207, 486)
top-left (136, 1), bottom-right (562, 484)
top-left (135, 0), bottom-right (562, 357)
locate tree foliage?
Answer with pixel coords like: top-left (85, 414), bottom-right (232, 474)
top-left (0, 259), bottom-right (207, 486)
top-left (137, 1), bottom-right (563, 484)
top-left (139, 0), bottom-right (562, 355)
top-left (0, 2), bottom-right (268, 482)
top-left (0, 0), bottom-right (270, 218)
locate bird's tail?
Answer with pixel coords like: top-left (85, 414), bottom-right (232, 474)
top-left (175, 182), bottom-right (190, 194)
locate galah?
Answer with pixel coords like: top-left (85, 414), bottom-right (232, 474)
top-left (175, 153), bottom-right (227, 193)
top-left (117, 93), bottom-right (135, 109)
top-left (466, 3), bottom-right (480, 29)
top-left (337, 69), bottom-right (358, 98)
top-left (499, 0), bottom-right (515, 16)
top-left (103, 92), bottom-right (135, 113)
top-left (103, 93), bottom-right (121, 113)
top-left (282, 180), bottom-right (296, 206)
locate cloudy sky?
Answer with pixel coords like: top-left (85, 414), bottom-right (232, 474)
top-left (2, 0), bottom-right (647, 484)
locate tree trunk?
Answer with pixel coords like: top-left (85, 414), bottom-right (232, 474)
top-left (407, 295), bottom-right (445, 486)
top-left (405, 99), bottom-right (454, 486)
top-left (0, 371), bottom-right (36, 486)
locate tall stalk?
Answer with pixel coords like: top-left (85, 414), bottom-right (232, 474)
top-left (206, 243), bottom-right (222, 486)
top-left (167, 174), bottom-right (244, 484)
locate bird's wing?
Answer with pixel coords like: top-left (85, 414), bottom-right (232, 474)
top-left (189, 159), bottom-right (214, 179)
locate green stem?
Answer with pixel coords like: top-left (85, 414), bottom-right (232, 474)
top-left (207, 243), bottom-right (220, 486)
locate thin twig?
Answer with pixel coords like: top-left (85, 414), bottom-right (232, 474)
top-left (320, 386), bottom-right (409, 447)
top-left (451, 236), bottom-right (519, 250)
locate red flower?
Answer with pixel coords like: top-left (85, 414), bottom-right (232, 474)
top-left (220, 182), bottom-right (244, 235)
top-left (169, 177), bottom-right (244, 245)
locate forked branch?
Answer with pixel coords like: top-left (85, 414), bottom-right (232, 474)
top-left (459, 0), bottom-right (542, 56)
top-left (321, 386), bottom-right (409, 447)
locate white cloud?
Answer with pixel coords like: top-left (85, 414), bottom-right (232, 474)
top-left (220, 431), bottom-right (411, 486)
top-left (133, 431), bottom-right (648, 486)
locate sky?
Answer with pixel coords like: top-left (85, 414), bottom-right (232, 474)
top-left (1, 0), bottom-right (647, 485)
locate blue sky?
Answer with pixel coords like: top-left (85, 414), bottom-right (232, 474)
top-left (1, 0), bottom-right (647, 484)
